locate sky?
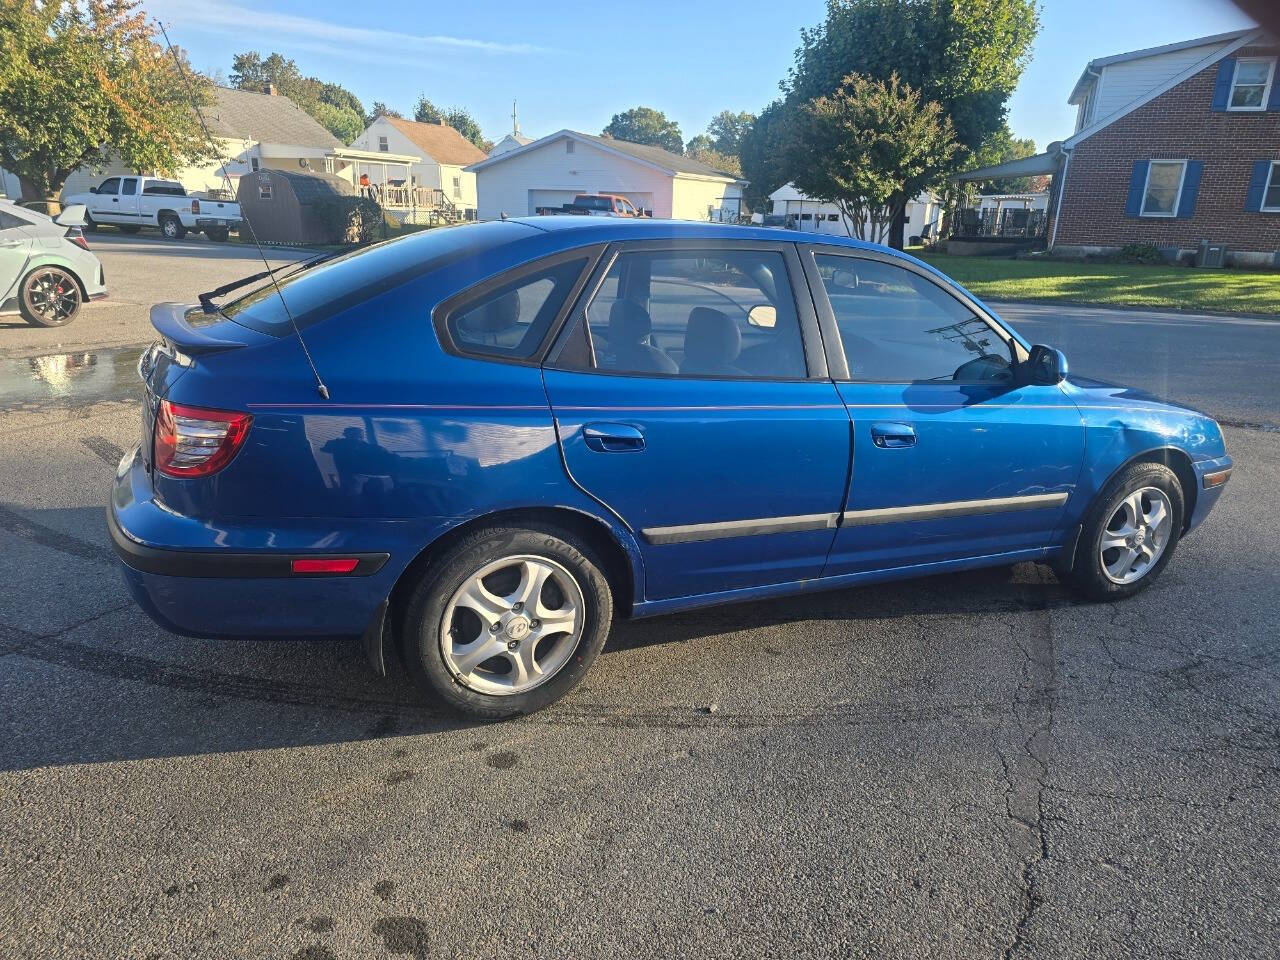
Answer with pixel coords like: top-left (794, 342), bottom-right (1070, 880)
top-left (146, 0), bottom-right (1257, 152)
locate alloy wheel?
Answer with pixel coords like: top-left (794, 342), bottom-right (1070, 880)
top-left (25, 269), bottom-right (79, 325)
top-left (440, 554), bottom-right (584, 696)
top-left (1099, 486), bottom-right (1173, 584)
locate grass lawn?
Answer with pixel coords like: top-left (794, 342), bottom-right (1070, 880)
top-left (913, 252), bottom-right (1280, 316)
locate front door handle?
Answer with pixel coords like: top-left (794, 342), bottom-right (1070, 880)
top-left (870, 422), bottom-right (916, 449)
top-left (583, 422), bottom-right (645, 453)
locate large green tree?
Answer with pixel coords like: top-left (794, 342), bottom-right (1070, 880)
top-left (602, 107), bottom-right (683, 154)
top-left (706, 109), bottom-right (755, 155)
top-left (788, 73), bottom-right (957, 243)
top-left (739, 100), bottom-right (793, 202)
top-left (0, 0), bottom-right (213, 203)
top-left (784, 0), bottom-right (1038, 246)
top-left (368, 101), bottom-right (402, 122)
top-left (230, 51), bottom-right (365, 144)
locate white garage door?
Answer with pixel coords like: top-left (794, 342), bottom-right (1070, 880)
top-left (528, 190), bottom-right (583, 215)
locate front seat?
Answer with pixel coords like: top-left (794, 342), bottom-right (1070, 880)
top-left (607, 299), bottom-right (677, 374)
top-left (681, 307), bottom-right (744, 377)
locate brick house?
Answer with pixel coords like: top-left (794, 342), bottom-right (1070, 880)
top-left (962, 28), bottom-right (1280, 266)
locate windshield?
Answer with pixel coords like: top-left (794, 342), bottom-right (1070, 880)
top-left (221, 221), bottom-right (534, 336)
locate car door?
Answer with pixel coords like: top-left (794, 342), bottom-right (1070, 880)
top-left (542, 240), bottom-right (850, 602)
top-left (90, 177), bottom-right (121, 223)
top-left (117, 176), bottom-right (141, 225)
top-left (801, 246), bottom-right (1086, 576)
top-left (0, 210), bottom-right (34, 302)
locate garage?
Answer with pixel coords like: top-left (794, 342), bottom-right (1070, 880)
top-left (467, 130), bottom-right (744, 222)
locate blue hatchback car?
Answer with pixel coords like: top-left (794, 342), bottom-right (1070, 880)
top-left (109, 218), bottom-right (1232, 717)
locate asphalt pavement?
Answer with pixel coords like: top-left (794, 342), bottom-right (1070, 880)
top-left (0, 237), bottom-right (1276, 958)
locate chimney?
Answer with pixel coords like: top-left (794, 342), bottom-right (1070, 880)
top-left (266, 83), bottom-right (277, 96)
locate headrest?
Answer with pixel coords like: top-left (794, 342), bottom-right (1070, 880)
top-left (460, 289), bottom-right (520, 334)
top-left (684, 307), bottom-right (741, 363)
top-left (607, 299), bottom-right (651, 343)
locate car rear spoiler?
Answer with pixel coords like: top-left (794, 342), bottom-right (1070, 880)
top-left (150, 302), bottom-right (263, 355)
top-left (54, 203), bottom-right (86, 227)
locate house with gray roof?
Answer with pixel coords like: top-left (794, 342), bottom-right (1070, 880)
top-left (465, 129), bottom-right (746, 221)
top-left (52, 87), bottom-right (350, 201)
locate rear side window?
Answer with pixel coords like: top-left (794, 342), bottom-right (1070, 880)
top-left (121, 178), bottom-right (138, 196)
top-left (442, 258), bottom-right (588, 361)
top-left (0, 210), bottom-right (28, 230)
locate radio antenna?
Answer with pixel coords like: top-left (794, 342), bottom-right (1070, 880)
top-left (155, 19), bottom-right (330, 400)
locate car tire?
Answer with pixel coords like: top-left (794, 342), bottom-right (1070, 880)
top-left (18, 266), bottom-right (82, 327)
top-left (159, 215), bottom-right (186, 240)
top-left (1067, 461), bottom-right (1185, 601)
top-left (118, 225), bottom-right (141, 234)
top-left (83, 213), bottom-right (98, 232)
top-left (204, 227), bottom-right (229, 242)
top-left (400, 524), bottom-right (613, 718)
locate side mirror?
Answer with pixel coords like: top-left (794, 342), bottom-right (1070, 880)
top-left (746, 304), bottom-right (777, 328)
top-left (1027, 344), bottom-right (1068, 385)
top-left (88, 186), bottom-right (97, 194)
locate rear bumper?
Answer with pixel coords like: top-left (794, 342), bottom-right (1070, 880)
top-left (1187, 454), bottom-right (1233, 534)
top-left (109, 445), bottom-right (409, 639)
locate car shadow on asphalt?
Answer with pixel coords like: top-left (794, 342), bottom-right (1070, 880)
top-left (0, 504), bottom-right (1079, 771)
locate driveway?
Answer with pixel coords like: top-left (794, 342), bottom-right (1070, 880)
top-left (0, 232), bottom-right (314, 358)
top-left (0, 244), bottom-right (1276, 958)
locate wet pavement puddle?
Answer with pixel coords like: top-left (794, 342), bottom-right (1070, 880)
top-left (0, 348), bottom-right (145, 410)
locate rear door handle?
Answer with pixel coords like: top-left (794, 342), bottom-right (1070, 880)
top-left (583, 422), bottom-right (645, 453)
top-left (870, 422), bottom-right (916, 448)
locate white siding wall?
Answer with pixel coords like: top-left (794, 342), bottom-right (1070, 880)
top-left (670, 177), bottom-right (744, 221)
top-left (768, 184), bottom-right (940, 240)
top-left (1089, 42), bottom-right (1229, 124)
top-left (474, 138), bottom-right (675, 220)
top-left (350, 117), bottom-right (444, 193)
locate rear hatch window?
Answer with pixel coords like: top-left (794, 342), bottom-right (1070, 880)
top-left (221, 220), bottom-right (536, 336)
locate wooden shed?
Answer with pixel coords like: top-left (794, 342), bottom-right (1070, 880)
top-left (237, 169), bottom-right (357, 245)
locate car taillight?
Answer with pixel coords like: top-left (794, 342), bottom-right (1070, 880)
top-left (191, 199), bottom-right (200, 214)
top-left (154, 399), bottom-right (252, 477)
top-left (65, 227), bottom-right (89, 250)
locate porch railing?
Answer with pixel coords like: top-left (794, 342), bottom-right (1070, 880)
top-left (951, 206), bottom-right (1047, 240)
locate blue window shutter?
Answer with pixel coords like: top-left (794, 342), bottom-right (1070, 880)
top-left (1211, 58), bottom-right (1235, 111)
top-left (1176, 161), bottom-right (1203, 218)
top-left (1245, 160), bottom-right (1271, 212)
top-left (1124, 160), bottom-right (1149, 217)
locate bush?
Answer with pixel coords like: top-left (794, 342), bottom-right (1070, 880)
top-left (310, 196), bottom-right (383, 244)
top-left (1113, 242), bottom-right (1166, 265)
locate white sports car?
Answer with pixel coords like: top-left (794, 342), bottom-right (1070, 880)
top-left (0, 201), bottom-right (107, 327)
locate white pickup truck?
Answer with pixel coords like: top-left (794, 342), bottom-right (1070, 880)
top-left (64, 175), bottom-right (242, 242)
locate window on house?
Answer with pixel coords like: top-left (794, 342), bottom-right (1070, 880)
top-left (453, 176), bottom-right (461, 199)
top-left (800, 213), bottom-right (813, 221)
top-left (258, 184), bottom-right (273, 201)
top-left (565, 140), bottom-right (575, 154)
top-left (828, 213), bottom-right (840, 222)
top-left (378, 136), bottom-right (389, 152)
top-left (1263, 162), bottom-right (1280, 212)
top-left (1229, 57), bottom-right (1275, 110)
top-left (250, 157), bottom-right (259, 171)
top-left (1140, 160), bottom-right (1187, 217)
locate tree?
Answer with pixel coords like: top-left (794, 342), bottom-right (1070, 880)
top-left (706, 109), bottom-right (755, 155)
top-left (369, 101), bottom-right (402, 122)
top-left (784, 0), bottom-right (1038, 246)
top-left (685, 138), bottom-right (742, 177)
top-left (0, 0), bottom-right (213, 203)
top-left (788, 73), bottom-right (957, 244)
top-left (739, 100), bottom-right (793, 203)
top-left (230, 51), bottom-right (365, 143)
top-left (413, 95), bottom-right (442, 124)
top-left (413, 96), bottom-right (487, 150)
top-left (602, 107), bottom-right (683, 154)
